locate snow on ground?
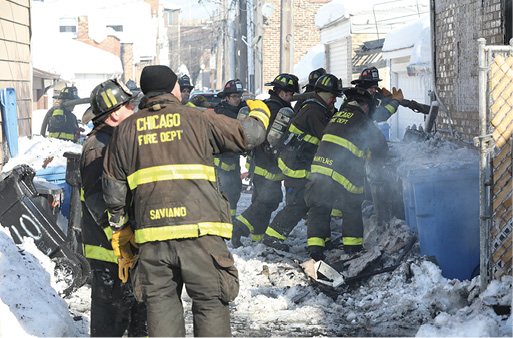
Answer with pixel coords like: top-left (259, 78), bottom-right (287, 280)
top-left (0, 135), bottom-right (511, 337)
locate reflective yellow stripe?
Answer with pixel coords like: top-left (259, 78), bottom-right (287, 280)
top-left (82, 244), bottom-right (118, 264)
top-left (214, 158), bottom-right (237, 171)
top-left (307, 237), bottom-right (325, 247)
top-left (252, 233), bottom-right (264, 241)
top-left (52, 110), bottom-right (64, 116)
top-left (185, 101), bottom-right (197, 107)
top-left (322, 134), bottom-right (368, 159)
top-left (49, 132), bottom-right (75, 140)
top-left (230, 209), bottom-right (236, 217)
top-left (265, 226), bottom-right (286, 240)
top-left (127, 164), bottom-right (217, 189)
top-left (385, 103), bottom-right (396, 114)
top-left (310, 164), bottom-right (364, 194)
top-left (331, 209), bottom-right (342, 217)
top-left (253, 165), bottom-right (284, 181)
top-left (278, 157), bottom-right (310, 179)
top-left (106, 88), bottom-right (118, 106)
top-left (104, 226), bottom-right (113, 241)
top-left (249, 109), bottom-right (270, 130)
top-left (289, 124), bottom-right (319, 145)
top-left (343, 237), bottom-right (363, 245)
top-left (135, 222), bottom-right (233, 243)
top-left (80, 188), bottom-right (85, 202)
top-left (235, 214), bottom-right (254, 233)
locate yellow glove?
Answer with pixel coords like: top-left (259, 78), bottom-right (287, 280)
top-left (247, 99), bottom-right (271, 129)
top-left (392, 87), bottom-right (404, 103)
top-left (381, 87), bottom-right (392, 97)
top-left (118, 256), bottom-right (136, 283)
top-left (111, 227), bottom-right (137, 260)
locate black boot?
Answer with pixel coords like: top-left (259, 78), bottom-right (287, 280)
top-left (262, 235), bottom-right (289, 252)
top-left (344, 244), bottom-right (363, 255)
top-left (231, 220), bottom-right (250, 248)
top-left (307, 246), bottom-right (325, 261)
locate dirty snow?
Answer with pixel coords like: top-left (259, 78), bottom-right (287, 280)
top-left (0, 135), bottom-right (511, 337)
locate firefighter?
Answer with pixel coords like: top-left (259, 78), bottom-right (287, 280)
top-left (214, 79), bottom-right (247, 219)
top-left (294, 68), bottom-right (326, 113)
top-left (351, 67), bottom-right (404, 122)
top-left (178, 74), bottom-right (194, 105)
top-left (262, 74), bottom-right (343, 252)
top-left (45, 86), bottom-right (81, 142)
top-left (102, 65), bottom-right (270, 337)
top-left (80, 78), bottom-right (147, 337)
top-left (304, 87), bottom-right (389, 261)
top-left (232, 73), bottom-right (299, 247)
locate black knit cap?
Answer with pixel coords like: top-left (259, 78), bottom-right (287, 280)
top-left (140, 65), bottom-right (178, 94)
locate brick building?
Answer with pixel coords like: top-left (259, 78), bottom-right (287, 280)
top-left (262, 0), bottom-right (330, 85)
top-left (433, 0), bottom-right (512, 283)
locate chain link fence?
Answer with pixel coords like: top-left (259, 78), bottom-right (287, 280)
top-left (477, 38), bottom-right (513, 291)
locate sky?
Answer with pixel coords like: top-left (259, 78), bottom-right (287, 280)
top-left (0, 133), bottom-right (511, 337)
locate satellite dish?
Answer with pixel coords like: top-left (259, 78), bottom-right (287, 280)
top-left (262, 3), bottom-right (274, 19)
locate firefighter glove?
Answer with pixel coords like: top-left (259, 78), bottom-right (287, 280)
top-left (392, 87), bottom-right (404, 103)
top-left (118, 256), bottom-right (136, 283)
top-left (111, 226), bottom-right (137, 261)
top-left (247, 99), bottom-right (271, 129)
top-left (190, 95), bottom-right (207, 107)
top-left (381, 87), bottom-right (392, 97)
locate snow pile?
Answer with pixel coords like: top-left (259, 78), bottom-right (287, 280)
top-left (0, 227), bottom-right (79, 337)
top-left (293, 44), bottom-right (325, 86)
top-left (0, 136), bottom-right (510, 337)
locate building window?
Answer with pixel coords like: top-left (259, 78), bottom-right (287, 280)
top-left (59, 17), bottom-right (77, 35)
top-left (107, 25), bottom-right (123, 32)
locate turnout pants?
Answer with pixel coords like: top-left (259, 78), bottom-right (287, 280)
top-left (305, 176), bottom-right (365, 248)
top-left (267, 179), bottom-right (309, 239)
top-left (217, 164), bottom-right (242, 218)
top-left (236, 174), bottom-right (283, 239)
top-left (89, 260), bottom-right (147, 337)
top-left (132, 235), bottom-right (239, 337)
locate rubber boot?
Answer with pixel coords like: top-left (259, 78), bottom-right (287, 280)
top-left (262, 235), bottom-right (290, 252)
top-left (307, 246), bottom-right (325, 261)
top-left (344, 244), bottom-right (363, 255)
top-left (231, 219), bottom-right (250, 248)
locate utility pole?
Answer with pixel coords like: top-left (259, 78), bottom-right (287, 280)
top-left (238, 0), bottom-right (248, 88)
top-left (215, 1), bottom-right (224, 90)
top-left (280, 0), bottom-right (292, 73)
top-left (254, 1), bottom-right (264, 95)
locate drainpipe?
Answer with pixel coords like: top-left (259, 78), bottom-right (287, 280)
top-left (476, 38), bottom-right (490, 292)
top-left (429, 0), bottom-right (455, 142)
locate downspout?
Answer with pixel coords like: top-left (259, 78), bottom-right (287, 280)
top-left (429, 0), bottom-right (455, 142)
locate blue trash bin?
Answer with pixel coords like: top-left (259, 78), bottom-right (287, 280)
top-left (407, 164), bottom-right (480, 280)
top-left (397, 163), bottom-right (423, 233)
top-left (377, 122), bottom-right (391, 141)
top-left (35, 166), bottom-right (72, 219)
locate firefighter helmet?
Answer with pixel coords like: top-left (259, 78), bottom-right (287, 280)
top-left (90, 78), bottom-right (133, 122)
top-left (343, 87), bottom-right (376, 115)
top-left (308, 68), bottom-right (326, 85)
top-left (351, 67), bottom-right (382, 87)
top-left (54, 86), bottom-right (80, 100)
top-left (178, 75), bottom-right (194, 91)
top-left (314, 74), bottom-right (343, 97)
top-left (265, 73), bottom-right (299, 93)
top-left (219, 79), bottom-right (244, 98)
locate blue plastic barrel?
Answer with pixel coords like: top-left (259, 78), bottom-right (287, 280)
top-left (377, 122), bottom-right (391, 141)
top-left (407, 164), bottom-right (480, 280)
top-left (35, 166), bottom-right (71, 218)
top-left (397, 164), bottom-right (421, 233)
